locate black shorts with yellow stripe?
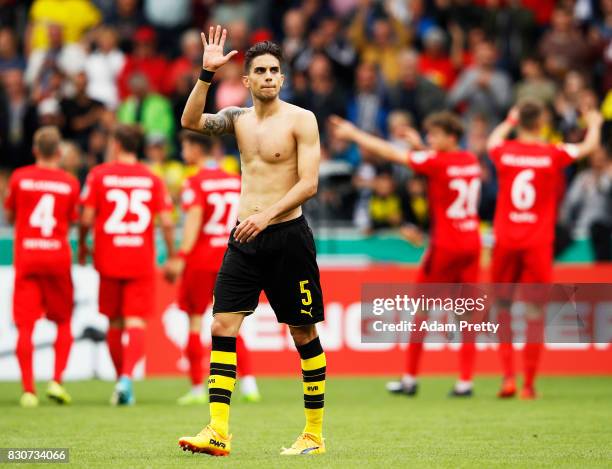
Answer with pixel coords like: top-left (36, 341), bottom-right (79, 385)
top-left (212, 215), bottom-right (324, 326)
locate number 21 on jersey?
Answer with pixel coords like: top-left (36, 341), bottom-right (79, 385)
top-left (447, 178), bottom-right (480, 219)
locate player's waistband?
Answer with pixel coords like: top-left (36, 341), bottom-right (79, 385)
top-left (235, 215), bottom-right (306, 233)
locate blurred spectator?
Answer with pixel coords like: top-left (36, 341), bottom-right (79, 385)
top-left (418, 26), bottom-right (462, 90)
top-left (144, 133), bottom-right (185, 202)
top-left (25, 23), bottom-right (87, 89)
top-left (595, 0), bottom-right (612, 40)
top-left (553, 71), bottom-right (596, 140)
top-left (483, 0), bottom-right (535, 77)
top-left (60, 71), bottom-right (104, 150)
top-left (399, 175), bottom-right (428, 239)
top-left (0, 27), bottom-right (25, 71)
top-left (349, 3), bottom-right (411, 84)
top-left (292, 54), bottom-right (347, 142)
top-left (117, 72), bottom-right (174, 146)
top-left (448, 41), bottom-right (512, 122)
top-left (85, 26), bottom-right (125, 109)
top-left (28, 0), bottom-right (100, 50)
top-left (465, 113), bottom-right (497, 221)
top-left (163, 29), bottom-right (201, 96)
top-left (293, 16), bottom-right (356, 87)
top-left (386, 110), bottom-right (413, 182)
top-left (539, 7), bottom-right (593, 79)
top-left (143, 0), bottom-right (191, 57)
top-left (212, 0), bottom-right (256, 28)
top-left (214, 62), bottom-right (249, 110)
top-left (389, 49), bottom-right (446, 127)
top-left (561, 146), bottom-right (612, 260)
top-left (117, 26), bottom-right (167, 99)
top-left (60, 140), bottom-right (87, 183)
top-left (514, 56), bottom-right (557, 106)
top-left (367, 168), bottom-right (403, 231)
top-left (282, 9), bottom-right (306, 64)
top-left (404, 0), bottom-right (438, 42)
top-left (105, 0), bottom-right (147, 52)
top-left (0, 68), bottom-right (37, 167)
top-left (346, 62), bottom-right (388, 135)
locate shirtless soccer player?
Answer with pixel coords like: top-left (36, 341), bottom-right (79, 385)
top-left (164, 130), bottom-right (260, 405)
top-left (330, 112), bottom-right (482, 397)
top-left (177, 26), bottom-right (325, 456)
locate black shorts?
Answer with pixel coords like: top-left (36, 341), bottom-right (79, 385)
top-left (213, 215), bottom-right (324, 326)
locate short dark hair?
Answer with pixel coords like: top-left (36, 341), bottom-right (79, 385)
top-left (179, 130), bottom-right (213, 153)
top-left (112, 124), bottom-right (143, 154)
top-left (33, 126), bottom-right (61, 158)
top-left (244, 41), bottom-right (283, 73)
top-left (518, 99), bottom-right (543, 131)
top-left (424, 111), bottom-right (464, 139)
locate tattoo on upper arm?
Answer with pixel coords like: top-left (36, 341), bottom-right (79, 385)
top-left (201, 107), bottom-right (247, 136)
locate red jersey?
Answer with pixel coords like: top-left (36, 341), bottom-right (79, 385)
top-left (81, 161), bottom-right (172, 278)
top-left (408, 150), bottom-right (482, 251)
top-left (181, 167), bottom-right (241, 271)
top-left (4, 165), bottom-right (79, 275)
top-left (489, 140), bottom-right (579, 248)
top-left (418, 54), bottom-right (457, 89)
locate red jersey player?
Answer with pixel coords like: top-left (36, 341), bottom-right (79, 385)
top-left (79, 124), bottom-right (175, 405)
top-left (164, 131), bottom-right (260, 405)
top-left (4, 127), bottom-right (80, 407)
top-left (487, 101), bottom-right (602, 399)
top-left (330, 111), bottom-right (482, 396)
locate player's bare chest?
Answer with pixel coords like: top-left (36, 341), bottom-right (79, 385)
top-left (235, 118), bottom-right (296, 164)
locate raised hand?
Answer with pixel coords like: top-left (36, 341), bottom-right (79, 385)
top-left (401, 126), bottom-right (425, 150)
top-left (201, 24), bottom-right (238, 72)
top-left (583, 109), bottom-right (603, 128)
top-left (329, 115), bottom-right (358, 141)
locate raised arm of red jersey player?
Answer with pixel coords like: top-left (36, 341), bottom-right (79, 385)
top-left (487, 106), bottom-right (518, 152)
top-left (164, 204), bottom-right (202, 283)
top-left (329, 115), bottom-right (415, 166)
top-left (180, 25), bottom-right (241, 136)
top-left (573, 110), bottom-right (604, 158)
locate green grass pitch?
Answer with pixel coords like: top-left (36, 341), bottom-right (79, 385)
top-left (1, 376), bottom-right (611, 468)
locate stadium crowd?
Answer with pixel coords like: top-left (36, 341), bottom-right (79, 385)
top-left (0, 0), bottom-right (611, 258)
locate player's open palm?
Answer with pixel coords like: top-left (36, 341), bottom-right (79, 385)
top-left (201, 25), bottom-right (238, 71)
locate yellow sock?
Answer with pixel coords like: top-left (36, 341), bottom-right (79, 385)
top-left (208, 336), bottom-right (237, 438)
top-left (298, 337), bottom-right (326, 438)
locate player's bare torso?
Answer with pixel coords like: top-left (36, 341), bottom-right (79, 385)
top-left (231, 101), bottom-right (306, 224)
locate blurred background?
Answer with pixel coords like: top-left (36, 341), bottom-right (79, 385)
top-left (0, 0), bottom-right (610, 379)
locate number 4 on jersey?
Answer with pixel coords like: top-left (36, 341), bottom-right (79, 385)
top-left (29, 194), bottom-right (57, 237)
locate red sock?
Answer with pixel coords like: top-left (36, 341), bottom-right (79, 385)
top-left (405, 315), bottom-right (427, 376)
top-left (497, 308), bottom-right (514, 379)
top-left (106, 327), bottom-right (123, 376)
top-left (53, 321), bottom-right (72, 383)
top-left (459, 342), bottom-right (476, 381)
top-left (524, 319), bottom-right (544, 389)
top-left (236, 335), bottom-right (253, 377)
top-left (16, 323), bottom-right (35, 393)
top-left (121, 327), bottom-right (145, 378)
top-left (185, 331), bottom-right (203, 386)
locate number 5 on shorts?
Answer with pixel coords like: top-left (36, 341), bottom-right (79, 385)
top-left (299, 280), bottom-right (312, 306)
